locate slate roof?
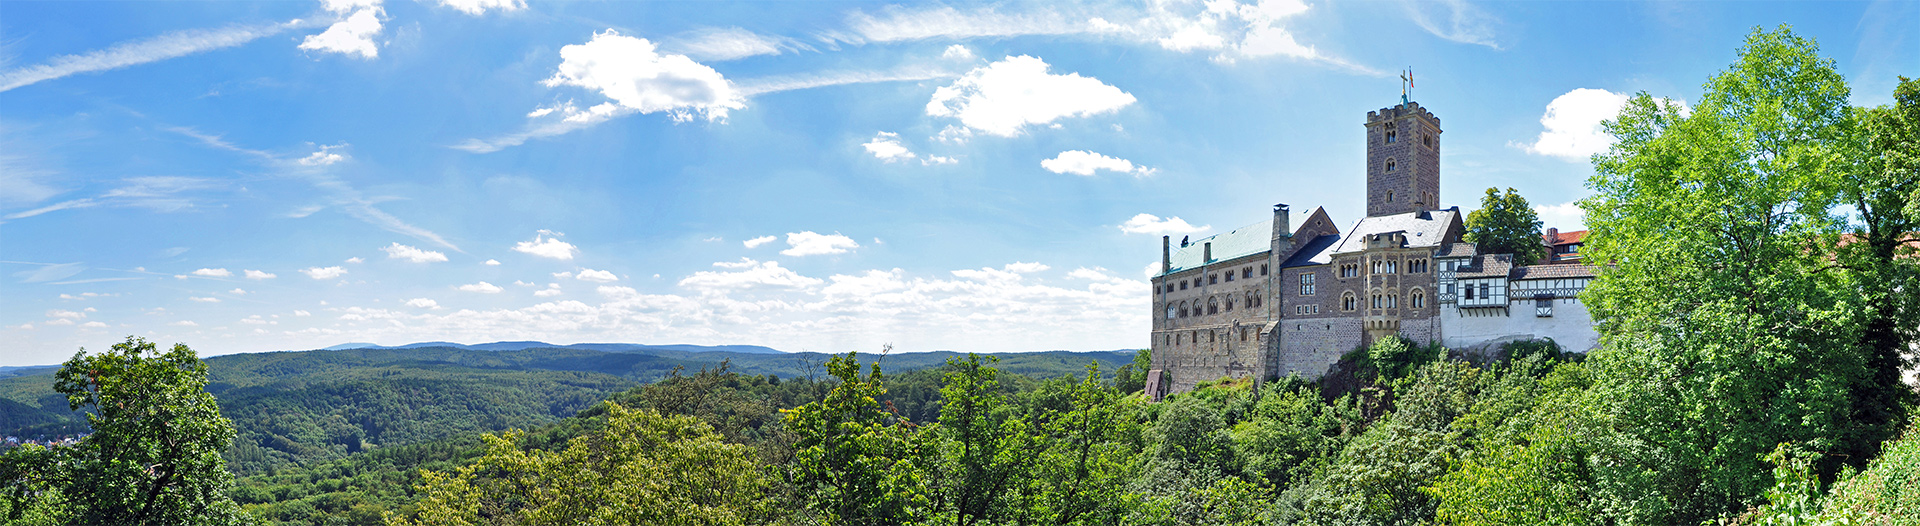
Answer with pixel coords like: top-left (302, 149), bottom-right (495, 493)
top-left (1163, 220), bottom-right (1272, 276)
top-left (1511, 264), bottom-right (1599, 280)
top-left (1328, 209), bottom-right (1460, 255)
top-left (1280, 234), bottom-right (1341, 268)
top-left (1456, 253), bottom-right (1514, 278)
top-left (1433, 242), bottom-right (1477, 259)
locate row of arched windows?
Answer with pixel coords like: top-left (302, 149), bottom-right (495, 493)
top-left (1164, 290), bottom-right (1264, 319)
top-left (1338, 288), bottom-right (1427, 311)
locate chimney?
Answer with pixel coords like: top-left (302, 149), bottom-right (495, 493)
top-left (1203, 242), bottom-right (1212, 263)
top-left (1546, 227), bottom-right (1559, 242)
top-left (1273, 203), bottom-right (1291, 238)
top-left (1162, 236), bottom-right (1172, 274)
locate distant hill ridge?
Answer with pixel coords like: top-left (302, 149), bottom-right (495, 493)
top-left (318, 341), bottom-right (787, 354)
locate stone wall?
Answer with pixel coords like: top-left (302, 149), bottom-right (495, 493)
top-left (1439, 298), bottom-right (1600, 353)
top-left (1278, 316), bottom-right (1364, 378)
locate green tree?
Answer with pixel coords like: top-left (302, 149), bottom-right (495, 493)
top-left (1017, 365), bottom-right (1147, 525)
top-left (783, 351), bottom-right (930, 526)
top-left (1579, 26), bottom-right (1866, 522)
top-left (1464, 187), bottom-right (1549, 265)
top-left (927, 354), bottom-right (1028, 526)
top-left (389, 402), bottom-right (767, 526)
top-left (1830, 75), bottom-right (1920, 463)
top-left (1113, 349), bottom-right (1151, 395)
top-left (1, 337), bottom-right (252, 525)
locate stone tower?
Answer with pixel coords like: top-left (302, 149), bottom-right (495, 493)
top-left (1364, 102), bottom-right (1442, 217)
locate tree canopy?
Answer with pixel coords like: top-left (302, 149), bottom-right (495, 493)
top-left (1463, 187), bottom-right (1550, 265)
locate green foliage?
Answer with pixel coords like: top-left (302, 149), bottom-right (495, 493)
top-left (1819, 422), bottom-right (1920, 525)
top-left (388, 402), bottom-right (769, 526)
top-left (1113, 349), bottom-right (1151, 395)
top-left (2, 337), bottom-right (253, 525)
top-left (783, 351), bottom-right (931, 526)
top-left (1581, 25), bottom-right (1882, 522)
top-left (1464, 187), bottom-right (1549, 265)
top-left (1228, 384), bottom-right (1350, 489)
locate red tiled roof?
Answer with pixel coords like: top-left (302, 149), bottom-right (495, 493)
top-left (1543, 229), bottom-right (1588, 245)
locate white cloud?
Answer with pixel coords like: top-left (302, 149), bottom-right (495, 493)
top-left (298, 144), bottom-right (348, 166)
top-left (436, 0), bottom-right (524, 15)
top-left (666, 27), bottom-right (808, 61)
top-left (543, 30), bottom-right (744, 123)
top-left (0, 20), bottom-right (305, 93)
top-left (575, 269), bottom-right (619, 283)
top-left (513, 231), bottom-right (579, 260)
top-left (190, 296), bottom-right (221, 303)
top-left (743, 235), bottom-right (777, 249)
top-left (293, 310), bottom-right (312, 316)
top-left (534, 283), bottom-right (563, 297)
top-left (46, 309), bottom-right (86, 319)
top-left (244, 269), bottom-right (277, 279)
top-left (933, 125), bottom-right (973, 144)
top-left (782, 231), bottom-right (860, 256)
top-left (405, 298), bottom-right (441, 309)
top-left (837, 2), bottom-right (1370, 70)
top-left (229, 288), bottom-right (248, 295)
top-left (1119, 213), bottom-right (1210, 235)
top-left (513, 280), bottom-right (535, 286)
top-left (300, 2), bottom-right (385, 59)
top-left (45, 319), bottom-right (74, 326)
top-left (1404, 0), bottom-right (1501, 49)
top-left (1004, 262), bottom-right (1050, 273)
top-left (942, 44), bottom-right (976, 60)
top-left (302, 266), bottom-right (348, 279)
top-left (1041, 150), bottom-right (1153, 176)
top-left (483, 259), bottom-right (501, 266)
top-left (1534, 201), bottom-right (1588, 231)
top-left (679, 259), bottom-right (823, 291)
top-left (458, 281), bottom-right (505, 293)
top-left (1518, 88), bottom-right (1632, 160)
top-left (80, 321), bottom-right (108, 328)
top-left (170, 320), bottom-right (199, 327)
top-left (924, 155), bottom-right (958, 165)
top-left (191, 268), bottom-right (232, 278)
top-left (926, 56), bottom-right (1135, 137)
top-left (383, 242), bottom-right (449, 263)
top-left (862, 132), bottom-right (918, 162)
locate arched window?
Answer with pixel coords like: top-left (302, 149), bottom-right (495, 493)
top-left (1411, 289), bottom-right (1426, 308)
top-left (1387, 293), bottom-right (1398, 308)
top-left (1386, 159), bottom-right (1396, 172)
top-left (1371, 293), bottom-right (1381, 309)
top-left (1224, 297), bottom-right (1233, 312)
top-left (1423, 134), bottom-right (1432, 147)
top-left (1179, 302), bottom-right (1189, 317)
top-left (1240, 328), bottom-right (1248, 341)
top-left (1342, 292), bottom-right (1357, 311)
top-left (1166, 303), bottom-right (1176, 319)
top-left (1207, 297), bottom-right (1219, 315)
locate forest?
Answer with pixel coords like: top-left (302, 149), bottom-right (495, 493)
top-left (2, 25), bottom-right (1918, 526)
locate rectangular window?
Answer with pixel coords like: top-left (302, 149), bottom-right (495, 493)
top-left (1465, 285), bottom-right (1475, 300)
top-left (1242, 268), bottom-right (1252, 279)
top-left (1180, 282), bottom-right (1188, 290)
top-left (1300, 273), bottom-right (1316, 295)
top-left (1536, 296), bottom-right (1554, 317)
top-left (1225, 272), bottom-right (1234, 282)
top-left (1261, 264), bottom-right (1269, 276)
top-left (1479, 283), bottom-right (1490, 299)
top-left (1209, 274), bottom-right (1217, 285)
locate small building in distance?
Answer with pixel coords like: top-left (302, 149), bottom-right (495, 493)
top-left (1145, 101), bottom-right (1601, 398)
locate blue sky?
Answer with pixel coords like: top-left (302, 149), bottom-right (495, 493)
top-left (2, 0), bottom-right (1914, 365)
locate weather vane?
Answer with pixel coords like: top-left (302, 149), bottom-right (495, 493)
top-left (1400, 68), bottom-right (1414, 105)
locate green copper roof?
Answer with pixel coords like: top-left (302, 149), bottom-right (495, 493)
top-left (1163, 220), bottom-right (1273, 276)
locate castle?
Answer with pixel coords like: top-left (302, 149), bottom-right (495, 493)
top-left (1145, 101), bottom-right (1601, 397)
